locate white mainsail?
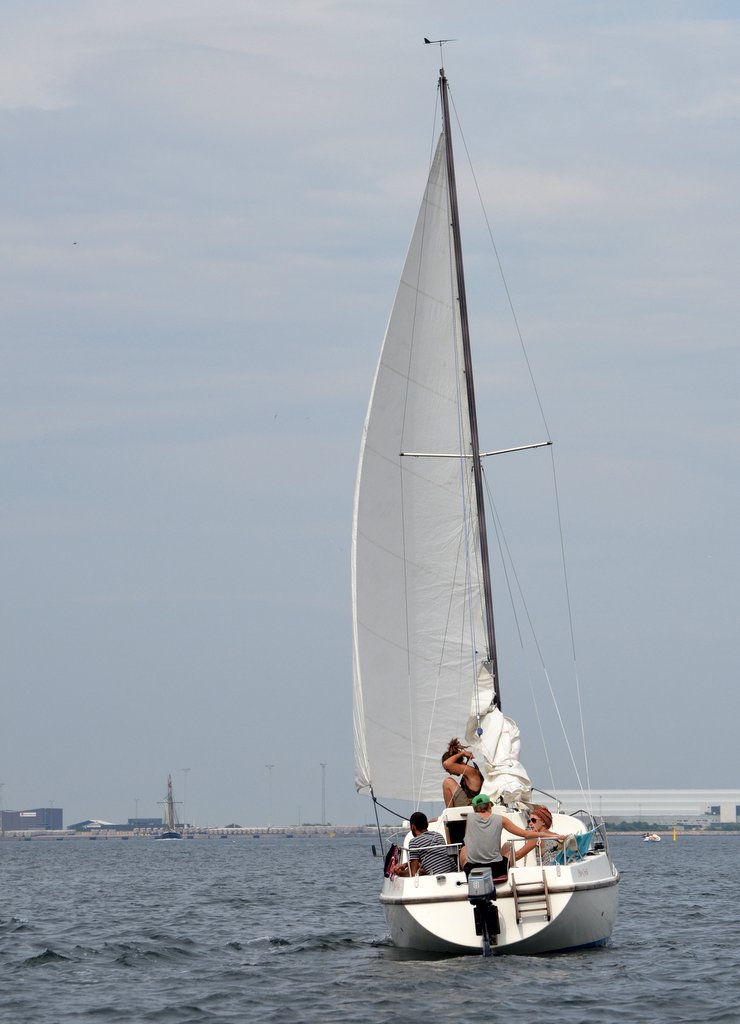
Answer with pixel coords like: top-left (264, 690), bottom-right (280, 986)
top-left (353, 135), bottom-right (498, 803)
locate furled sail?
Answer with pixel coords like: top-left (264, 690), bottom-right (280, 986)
top-left (164, 775), bottom-right (176, 830)
top-left (352, 135), bottom-right (489, 803)
top-left (465, 663), bottom-right (531, 806)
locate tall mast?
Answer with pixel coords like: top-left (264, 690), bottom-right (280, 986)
top-left (439, 67), bottom-right (501, 711)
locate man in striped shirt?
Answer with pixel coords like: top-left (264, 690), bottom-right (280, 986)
top-left (391, 812), bottom-right (456, 876)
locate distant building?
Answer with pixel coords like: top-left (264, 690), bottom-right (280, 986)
top-left (546, 789), bottom-right (740, 824)
top-left (67, 819), bottom-right (115, 831)
top-left (67, 818), bottom-right (163, 832)
top-left (2, 807), bottom-right (63, 831)
top-left (709, 804), bottom-right (740, 824)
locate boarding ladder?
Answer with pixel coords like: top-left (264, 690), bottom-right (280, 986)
top-left (510, 869), bottom-right (552, 924)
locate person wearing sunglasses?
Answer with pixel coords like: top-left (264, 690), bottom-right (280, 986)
top-left (503, 805), bottom-right (559, 866)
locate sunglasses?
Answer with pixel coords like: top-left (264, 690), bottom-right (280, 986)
top-left (528, 816), bottom-right (541, 824)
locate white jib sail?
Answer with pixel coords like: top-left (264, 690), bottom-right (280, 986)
top-left (352, 135), bottom-right (491, 803)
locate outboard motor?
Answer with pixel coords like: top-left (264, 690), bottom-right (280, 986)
top-left (467, 867), bottom-right (500, 956)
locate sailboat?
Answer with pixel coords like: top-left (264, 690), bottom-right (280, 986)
top-left (351, 65), bottom-right (619, 955)
top-left (157, 774), bottom-right (182, 840)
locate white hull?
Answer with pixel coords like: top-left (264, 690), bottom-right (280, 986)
top-left (381, 808), bottom-right (619, 955)
top-left (381, 851), bottom-right (619, 955)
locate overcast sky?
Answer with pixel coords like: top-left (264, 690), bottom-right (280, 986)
top-left (2, 1), bottom-right (739, 828)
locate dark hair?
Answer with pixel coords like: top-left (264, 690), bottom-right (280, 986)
top-left (441, 737), bottom-right (463, 763)
top-left (409, 811), bottom-right (428, 831)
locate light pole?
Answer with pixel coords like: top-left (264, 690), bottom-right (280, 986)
top-left (181, 768), bottom-right (191, 830)
top-left (266, 764), bottom-right (274, 828)
top-left (320, 763), bottom-right (327, 826)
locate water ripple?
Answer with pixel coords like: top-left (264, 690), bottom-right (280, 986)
top-left (1, 834), bottom-right (738, 1023)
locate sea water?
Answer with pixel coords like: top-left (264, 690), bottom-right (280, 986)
top-left (1, 833), bottom-right (738, 1023)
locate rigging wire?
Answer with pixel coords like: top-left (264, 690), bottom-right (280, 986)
top-left (445, 111), bottom-right (485, 737)
top-left (447, 90), bottom-right (552, 443)
top-left (373, 795), bottom-right (411, 822)
top-left (546, 444), bottom-right (594, 810)
top-left (370, 790), bottom-right (387, 855)
top-left (416, 84), bottom-right (485, 802)
top-left (483, 469), bottom-right (557, 793)
top-left (416, 85), bottom-right (450, 806)
top-left (447, 83), bottom-right (594, 813)
top-left (482, 467), bottom-right (588, 797)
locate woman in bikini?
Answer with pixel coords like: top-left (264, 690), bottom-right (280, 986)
top-left (441, 737), bottom-right (484, 807)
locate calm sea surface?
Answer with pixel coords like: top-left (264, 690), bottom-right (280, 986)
top-left (1, 833), bottom-right (738, 1023)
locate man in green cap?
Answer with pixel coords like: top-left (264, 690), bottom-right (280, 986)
top-left (461, 793), bottom-right (564, 878)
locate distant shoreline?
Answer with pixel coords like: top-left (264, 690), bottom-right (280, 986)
top-left (0, 825), bottom-right (387, 841)
top-left (2, 826), bottom-right (738, 842)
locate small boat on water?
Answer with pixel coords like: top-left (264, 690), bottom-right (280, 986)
top-left (156, 774), bottom-right (182, 840)
top-left (643, 832), bottom-right (661, 842)
top-left (351, 60), bottom-right (619, 956)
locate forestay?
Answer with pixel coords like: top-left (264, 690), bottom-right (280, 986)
top-left (353, 135), bottom-right (492, 803)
